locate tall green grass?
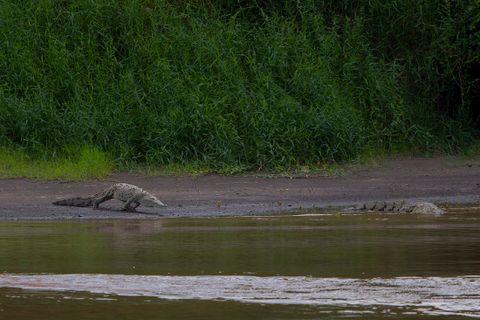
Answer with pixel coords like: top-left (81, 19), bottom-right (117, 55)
top-left (0, 146), bottom-right (112, 180)
top-left (0, 0), bottom-right (477, 175)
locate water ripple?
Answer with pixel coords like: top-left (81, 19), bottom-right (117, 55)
top-left (1, 274), bottom-right (479, 318)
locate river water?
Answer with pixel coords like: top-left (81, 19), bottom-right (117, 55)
top-left (1, 209), bottom-right (479, 319)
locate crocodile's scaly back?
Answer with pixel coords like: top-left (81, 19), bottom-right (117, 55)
top-left (52, 197), bottom-right (94, 207)
top-left (342, 201), bottom-right (444, 215)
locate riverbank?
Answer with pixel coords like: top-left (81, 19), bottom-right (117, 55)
top-left (1, 156), bottom-right (479, 220)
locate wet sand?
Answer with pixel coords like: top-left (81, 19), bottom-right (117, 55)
top-left (1, 156), bottom-right (479, 219)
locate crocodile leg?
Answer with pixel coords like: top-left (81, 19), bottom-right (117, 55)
top-left (122, 195), bottom-right (142, 212)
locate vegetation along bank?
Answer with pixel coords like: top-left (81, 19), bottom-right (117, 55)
top-left (0, 1), bottom-right (478, 179)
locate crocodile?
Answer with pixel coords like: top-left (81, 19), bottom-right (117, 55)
top-left (52, 183), bottom-right (167, 212)
top-left (342, 200), bottom-right (444, 215)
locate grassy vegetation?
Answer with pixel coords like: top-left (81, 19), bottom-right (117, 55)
top-left (0, 0), bottom-right (478, 178)
top-left (0, 146), bottom-right (112, 180)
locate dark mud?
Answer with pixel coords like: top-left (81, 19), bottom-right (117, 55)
top-left (1, 156), bottom-right (479, 220)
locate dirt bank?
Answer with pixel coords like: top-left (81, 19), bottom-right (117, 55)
top-left (1, 156), bottom-right (479, 220)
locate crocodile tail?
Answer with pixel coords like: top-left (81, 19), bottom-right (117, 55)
top-left (52, 197), bottom-right (94, 207)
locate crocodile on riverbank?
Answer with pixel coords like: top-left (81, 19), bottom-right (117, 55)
top-left (52, 183), bottom-right (167, 212)
top-left (342, 201), bottom-right (444, 215)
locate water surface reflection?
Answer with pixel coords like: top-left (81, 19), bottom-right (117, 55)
top-left (1, 210), bottom-right (479, 319)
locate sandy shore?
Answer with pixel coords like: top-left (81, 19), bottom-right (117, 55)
top-left (1, 156), bottom-right (479, 220)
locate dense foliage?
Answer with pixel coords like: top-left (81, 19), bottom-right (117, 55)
top-left (0, 0), bottom-right (478, 171)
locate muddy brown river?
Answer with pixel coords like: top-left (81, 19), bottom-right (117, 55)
top-left (1, 210), bottom-right (479, 319)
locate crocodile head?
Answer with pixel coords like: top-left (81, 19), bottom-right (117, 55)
top-left (141, 195), bottom-right (168, 208)
top-left (410, 202), bottom-right (444, 215)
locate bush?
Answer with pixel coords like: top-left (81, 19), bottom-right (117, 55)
top-left (0, 0), bottom-right (477, 172)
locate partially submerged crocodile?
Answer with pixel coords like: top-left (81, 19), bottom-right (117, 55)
top-left (342, 200), bottom-right (444, 215)
top-left (53, 183), bottom-right (167, 212)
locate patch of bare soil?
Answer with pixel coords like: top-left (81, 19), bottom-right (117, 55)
top-left (1, 156), bottom-right (479, 220)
